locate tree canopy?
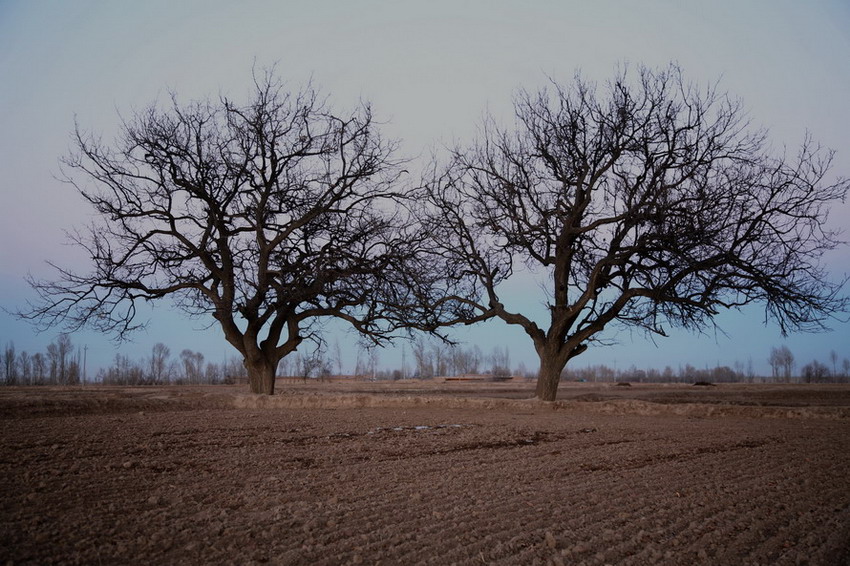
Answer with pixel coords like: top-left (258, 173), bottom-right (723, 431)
top-left (18, 64), bottom-right (849, 398)
top-left (420, 64), bottom-right (848, 400)
top-left (20, 72), bottom-right (420, 394)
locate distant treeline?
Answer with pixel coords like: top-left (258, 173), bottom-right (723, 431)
top-left (562, 345), bottom-right (848, 384)
top-left (1, 334), bottom-right (81, 386)
top-left (2, 337), bottom-right (847, 385)
top-left (564, 358), bottom-right (848, 384)
top-left (0, 336), bottom-right (245, 386)
top-left (98, 343), bottom-right (245, 386)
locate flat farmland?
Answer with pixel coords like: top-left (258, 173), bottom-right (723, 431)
top-left (2, 382), bottom-right (849, 565)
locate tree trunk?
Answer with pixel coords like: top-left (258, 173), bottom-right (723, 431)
top-left (246, 358), bottom-right (277, 395)
top-left (535, 353), bottom-right (568, 401)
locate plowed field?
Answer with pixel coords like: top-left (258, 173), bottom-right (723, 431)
top-left (2, 382), bottom-right (849, 565)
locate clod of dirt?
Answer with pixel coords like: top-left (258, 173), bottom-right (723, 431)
top-left (615, 382), bottom-right (632, 387)
top-left (693, 381), bottom-right (716, 387)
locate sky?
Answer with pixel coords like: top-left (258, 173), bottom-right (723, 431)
top-left (1, 0), bottom-right (849, 378)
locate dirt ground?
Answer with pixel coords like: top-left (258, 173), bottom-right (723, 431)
top-left (2, 381), bottom-right (850, 565)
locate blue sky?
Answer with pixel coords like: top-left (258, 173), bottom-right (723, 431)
top-left (1, 0), bottom-right (849, 377)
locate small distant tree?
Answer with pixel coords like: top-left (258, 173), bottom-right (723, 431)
top-left (622, 365), bottom-right (647, 383)
top-left (46, 343), bottom-right (58, 384)
top-left (489, 345), bottom-right (511, 377)
top-left (180, 349), bottom-right (204, 383)
top-left (204, 361), bottom-right (222, 384)
top-left (768, 348), bottom-right (781, 380)
top-left (710, 365), bottom-right (740, 383)
top-left (276, 356), bottom-right (291, 379)
top-left (801, 360), bottom-right (831, 383)
top-left (2, 342), bottom-right (18, 386)
top-left (149, 343), bottom-right (171, 384)
top-left (421, 64), bottom-right (848, 400)
top-left (31, 353), bottom-right (46, 385)
top-left (332, 339), bottom-right (344, 377)
top-left (67, 349), bottom-right (81, 385)
top-left (102, 353), bottom-right (145, 385)
top-left (515, 360), bottom-right (529, 379)
top-left (56, 334), bottom-right (73, 385)
top-left (431, 341), bottom-right (449, 377)
top-left (779, 349), bottom-right (794, 381)
top-left (412, 338), bottom-right (433, 378)
top-left (769, 345), bottom-right (795, 382)
top-left (368, 347), bottom-right (380, 380)
top-left (18, 351), bottom-right (32, 385)
top-left (295, 352), bottom-right (323, 381)
top-left (223, 355), bottom-right (248, 383)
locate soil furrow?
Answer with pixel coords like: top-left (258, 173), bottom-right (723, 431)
top-left (2, 385), bottom-right (850, 565)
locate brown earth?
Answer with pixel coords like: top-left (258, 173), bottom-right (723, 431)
top-left (2, 381), bottom-right (850, 565)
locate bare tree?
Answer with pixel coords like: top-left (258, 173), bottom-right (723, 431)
top-left (2, 342), bottom-right (17, 385)
top-left (769, 345), bottom-right (795, 382)
top-left (332, 339), bottom-right (344, 376)
top-left (295, 351), bottom-right (323, 381)
top-left (353, 348), bottom-right (367, 377)
top-left (46, 343), bottom-right (58, 384)
top-left (204, 361), bottom-right (222, 384)
top-left (431, 340), bottom-right (449, 377)
top-left (223, 355), bottom-right (248, 383)
top-left (368, 347), bottom-right (380, 381)
top-left (780, 350), bottom-right (794, 382)
top-left (149, 342), bottom-right (171, 384)
top-left (31, 353), bottom-right (46, 384)
top-left (421, 64), bottom-right (848, 400)
top-left (469, 345), bottom-right (482, 374)
top-left (18, 70), bottom-right (420, 394)
top-left (449, 344), bottom-right (482, 376)
top-left (768, 348), bottom-right (781, 380)
top-left (55, 333), bottom-right (73, 385)
top-left (515, 360), bottom-right (529, 379)
top-left (801, 360), bottom-right (831, 383)
top-left (67, 348), bottom-right (81, 385)
top-left (412, 338), bottom-right (433, 378)
top-left (101, 353), bottom-right (145, 385)
top-left (179, 349), bottom-right (204, 384)
top-left (276, 355), bottom-right (291, 379)
top-left (489, 345), bottom-right (511, 377)
top-left (19, 351), bottom-right (32, 385)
